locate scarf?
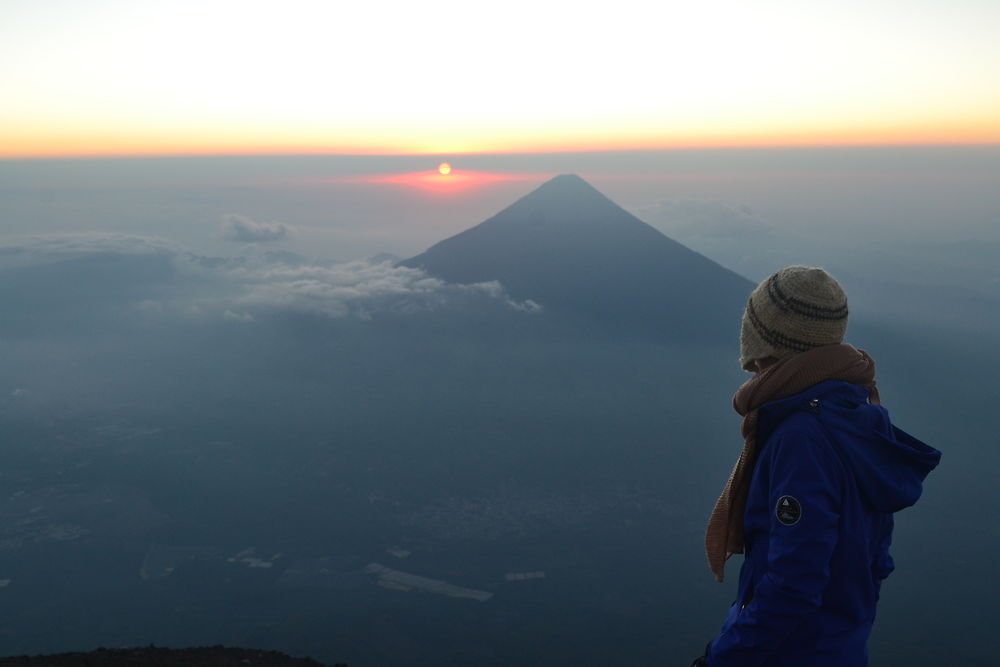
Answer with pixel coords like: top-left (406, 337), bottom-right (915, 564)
top-left (705, 343), bottom-right (879, 582)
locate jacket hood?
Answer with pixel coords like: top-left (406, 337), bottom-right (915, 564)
top-left (758, 380), bottom-right (941, 513)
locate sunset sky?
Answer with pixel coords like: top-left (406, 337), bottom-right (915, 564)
top-left (2, 0), bottom-right (1000, 158)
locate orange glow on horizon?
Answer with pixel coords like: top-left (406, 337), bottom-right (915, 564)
top-left (3, 129), bottom-right (1000, 160)
top-left (343, 169), bottom-right (545, 191)
top-left (2, 111), bottom-right (1000, 160)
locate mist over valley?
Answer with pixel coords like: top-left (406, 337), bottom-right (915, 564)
top-left (0, 150), bottom-right (997, 665)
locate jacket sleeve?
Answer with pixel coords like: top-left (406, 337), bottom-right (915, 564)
top-left (707, 429), bottom-right (845, 667)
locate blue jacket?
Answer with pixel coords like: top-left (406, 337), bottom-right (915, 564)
top-left (707, 380), bottom-right (941, 667)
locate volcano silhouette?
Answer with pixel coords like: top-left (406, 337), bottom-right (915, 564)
top-left (401, 174), bottom-right (753, 340)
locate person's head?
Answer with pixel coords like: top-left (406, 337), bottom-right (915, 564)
top-left (739, 265), bottom-right (848, 372)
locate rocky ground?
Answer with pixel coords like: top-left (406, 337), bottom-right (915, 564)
top-left (0, 646), bottom-right (340, 666)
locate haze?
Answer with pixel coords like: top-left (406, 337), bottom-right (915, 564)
top-left (0, 147), bottom-right (997, 664)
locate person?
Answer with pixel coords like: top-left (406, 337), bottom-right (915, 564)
top-left (691, 266), bottom-right (941, 667)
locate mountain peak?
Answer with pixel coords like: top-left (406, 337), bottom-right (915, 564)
top-left (515, 174), bottom-right (613, 208)
top-left (468, 174), bottom-right (634, 235)
top-left (533, 173), bottom-right (596, 192)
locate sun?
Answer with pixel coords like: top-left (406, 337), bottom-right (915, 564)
top-left (438, 162), bottom-right (452, 175)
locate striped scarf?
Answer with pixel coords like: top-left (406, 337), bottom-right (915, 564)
top-left (705, 343), bottom-right (879, 582)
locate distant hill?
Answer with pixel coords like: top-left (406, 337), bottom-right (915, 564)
top-left (401, 174), bottom-right (753, 341)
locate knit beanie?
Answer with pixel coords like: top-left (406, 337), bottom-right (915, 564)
top-left (739, 266), bottom-right (849, 371)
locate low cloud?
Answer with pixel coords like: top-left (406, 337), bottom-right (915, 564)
top-left (223, 309), bottom-right (254, 322)
top-left (467, 280), bottom-right (542, 313)
top-left (638, 200), bottom-right (771, 242)
top-left (229, 259), bottom-right (538, 318)
top-left (220, 214), bottom-right (296, 243)
top-left (0, 233), bottom-right (183, 269)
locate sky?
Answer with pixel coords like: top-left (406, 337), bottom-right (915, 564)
top-left (2, 0), bottom-right (1000, 157)
top-left (1, 5), bottom-right (998, 661)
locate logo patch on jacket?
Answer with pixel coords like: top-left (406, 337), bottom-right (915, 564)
top-left (775, 496), bottom-right (801, 526)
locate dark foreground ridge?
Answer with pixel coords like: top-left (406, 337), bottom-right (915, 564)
top-left (0, 646), bottom-right (341, 667)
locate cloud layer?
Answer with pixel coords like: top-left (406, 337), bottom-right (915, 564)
top-left (0, 234), bottom-right (540, 329)
top-left (220, 214), bottom-right (296, 243)
top-left (227, 258), bottom-right (531, 319)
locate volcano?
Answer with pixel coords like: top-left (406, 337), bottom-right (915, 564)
top-left (401, 174), bottom-right (753, 340)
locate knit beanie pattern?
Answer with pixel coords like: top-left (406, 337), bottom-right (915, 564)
top-left (739, 266), bottom-right (849, 371)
